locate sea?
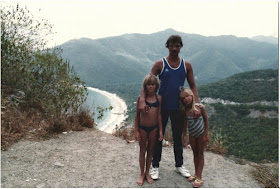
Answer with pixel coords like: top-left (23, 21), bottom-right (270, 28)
top-left (85, 88), bottom-right (112, 126)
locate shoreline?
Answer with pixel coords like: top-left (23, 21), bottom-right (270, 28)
top-left (87, 87), bottom-right (128, 134)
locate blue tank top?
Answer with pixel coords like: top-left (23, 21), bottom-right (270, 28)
top-left (158, 57), bottom-right (186, 110)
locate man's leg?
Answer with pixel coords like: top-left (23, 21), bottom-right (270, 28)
top-left (152, 110), bottom-right (169, 168)
top-left (170, 110), bottom-right (184, 167)
top-left (171, 110), bottom-right (191, 178)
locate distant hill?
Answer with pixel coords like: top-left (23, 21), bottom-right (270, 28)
top-left (251, 35), bottom-right (278, 45)
top-left (60, 29), bottom-right (278, 93)
top-left (198, 69), bottom-right (279, 103)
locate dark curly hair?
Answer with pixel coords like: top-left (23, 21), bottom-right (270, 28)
top-left (165, 35), bottom-right (183, 48)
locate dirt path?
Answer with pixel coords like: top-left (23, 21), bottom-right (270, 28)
top-left (1, 128), bottom-right (262, 188)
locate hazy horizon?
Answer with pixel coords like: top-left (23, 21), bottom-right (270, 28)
top-left (3, 0), bottom-right (278, 47)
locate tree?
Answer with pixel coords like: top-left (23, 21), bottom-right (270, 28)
top-left (1, 4), bottom-right (88, 115)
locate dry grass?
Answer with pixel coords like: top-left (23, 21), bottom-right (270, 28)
top-left (205, 132), bottom-right (227, 156)
top-left (1, 84), bottom-right (95, 151)
top-left (113, 124), bottom-right (135, 142)
top-left (250, 163), bottom-right (279, 188)
top-left (77, 110), bottom-right (95, 128)
top-left (112, 123), bottom-right (175, 145)
top-left (113, 124), bottom-right (227, 156)
top-left (1, 105), bottom-right (94, 151)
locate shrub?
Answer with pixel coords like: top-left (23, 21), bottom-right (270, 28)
top-left (1, 4), bottom-right (93, 150)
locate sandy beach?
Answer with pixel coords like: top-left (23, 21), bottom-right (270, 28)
top-left (87, 87), bottom-right (128, 133)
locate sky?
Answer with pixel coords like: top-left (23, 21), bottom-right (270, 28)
top-left (2, 0), bottom-right (279, 47)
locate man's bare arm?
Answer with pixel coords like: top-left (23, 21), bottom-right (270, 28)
top-left (185, 61), bottom-right (199, 103)
top-left (138, 60), bottom-right (162, 112)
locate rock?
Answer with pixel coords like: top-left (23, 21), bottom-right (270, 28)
top-left (53, 162), bottom-right (64, 168)
top-left (126, 139), bottom-right (135, 143)
top-left (247, 110), bottom-right (278, 119)
top-left (36, 183), bottom-right (46, 188)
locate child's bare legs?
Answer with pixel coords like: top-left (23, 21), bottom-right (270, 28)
top-left (145, 129), bottom-right (158, 184)
top-left (189, 135), bottom-right (205, 180)
top-left (137, 130), bottom-right (148, 186)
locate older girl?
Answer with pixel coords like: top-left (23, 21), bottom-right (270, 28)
top-left (135, 74), bottom-right (163, 185)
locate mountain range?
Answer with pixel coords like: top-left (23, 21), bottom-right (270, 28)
top-left (59, 29), bottom-right (278, 163)
top-left (60, 28), bottom-right (278, 92)
top-left (251, 35), bottom-right (278, 45)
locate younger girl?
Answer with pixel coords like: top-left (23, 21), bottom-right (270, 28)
top-left (179, 87), bottom-right (209, 188)
top-left (135, 74), bottom-right (163, 186)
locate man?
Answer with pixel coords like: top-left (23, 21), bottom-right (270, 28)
top-left (138, 35), bottom-right (199, 180)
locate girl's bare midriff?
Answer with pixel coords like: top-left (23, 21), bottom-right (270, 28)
top-left (139, 104), bottom-right (159, 127)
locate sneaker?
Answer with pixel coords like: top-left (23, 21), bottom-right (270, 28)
top-left (174, 166), bottom-right (191, 178)
top-left (150, 167), bottom-right (159, 180)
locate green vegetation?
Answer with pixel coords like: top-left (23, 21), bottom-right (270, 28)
top-left (1, 5), bottom-right (88, 114)
top-left (198, 69), bottom-right (278, 102)
top-left (120, 69), bottom-right (279, 163)
top-left (197, 70), bottom-right (278, 163)
top-left (1, 5), bottom-right (93, 150)
top-left (208, 103), bottom-right (278, 163)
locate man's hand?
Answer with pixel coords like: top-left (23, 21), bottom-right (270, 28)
top-left (194, 103), bottom-right (204, 118)
top-left (138, 97), bottom-right (149, 113)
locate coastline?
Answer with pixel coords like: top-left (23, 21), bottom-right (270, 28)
top-left (87, 87), bottom-right (128, 134)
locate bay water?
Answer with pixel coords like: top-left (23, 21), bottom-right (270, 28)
top-left (85, 88), bottom-right (112, 125)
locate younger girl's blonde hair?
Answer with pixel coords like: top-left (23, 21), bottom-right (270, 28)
top-left (143, 74), bottom-right (160, 95)
top-left (179, 87), bottom-right (197, 113)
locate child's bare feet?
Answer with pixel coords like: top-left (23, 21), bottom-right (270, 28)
top-left (137, 174), bottom-right (145, 186)
top-left (146, 173), bottom-right (154, 184)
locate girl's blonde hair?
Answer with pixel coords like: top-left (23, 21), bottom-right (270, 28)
top-left (179, 87), bottom-right (197, 113)
top-left (143, 74), bottom-right (160, 95)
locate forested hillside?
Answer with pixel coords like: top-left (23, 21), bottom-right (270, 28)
top-left (60, 28), bottom-right (278, 99)
top-left (207, 103), bottom-right (278, 162)
top-left (198, 69), bottom-right (278, 102)
top-left (197, 69), bottom-right (278, 163)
